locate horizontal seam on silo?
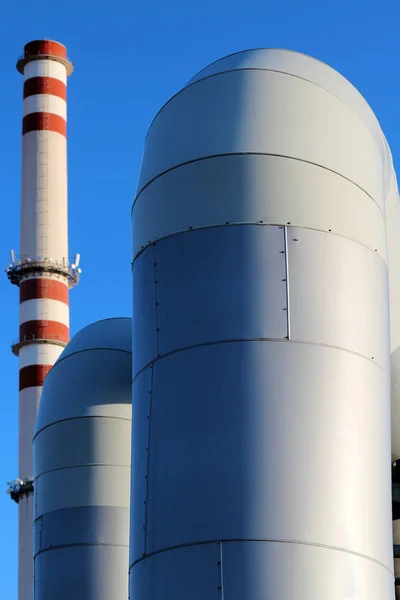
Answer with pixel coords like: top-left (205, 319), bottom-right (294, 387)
top-left (184, 49), bottom-right (379, 118)
top-left (132, 153), bottom-right (383, 216)
top-left (146, 68), bottom-right (382, 152)
top-left (67, 317), bottom-right (131, 336)
top-left (131, 222), bottom-right (387, 265)
top-left (34, 542), bottom-right (128, 558)
top-left (185, 48), bottom-right (335, 82)
top-left (33, 415), bottom-right (132, 440)
top-left (191, 48), bottom-right (347, 73)
top-left (34, 505), bottom-right (130, 523)
top-left (129, 537), bottom-right (393, 575)
top-left (68, 317), bottom-right (131, 335)
top-left (53, 346), bottom-right (132, 369)
top-left (48, 317), bottom-right (131, 360)
top-left (34, 463), bottom-right (131, 479)
top-left (132, 337), bottom-right (387, 383)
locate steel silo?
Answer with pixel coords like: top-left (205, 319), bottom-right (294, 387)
top-left (130, 49), bottom-right (398, 599)
top-left (33, 318), bottom-right (132, 600)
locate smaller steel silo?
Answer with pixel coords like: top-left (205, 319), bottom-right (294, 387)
top-left (32, 318), bottom-right (132, 600)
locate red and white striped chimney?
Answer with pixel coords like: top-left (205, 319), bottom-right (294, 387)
top-left (6, 40), bottom-right (79, 600)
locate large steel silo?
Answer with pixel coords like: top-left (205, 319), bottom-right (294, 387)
top-left (33, 318), bottom-right (132, 600)
top-left (130, 49), bottom-right (399, 599)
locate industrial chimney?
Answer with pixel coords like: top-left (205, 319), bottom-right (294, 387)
top-left (6, 40), bottom-right (80, 600)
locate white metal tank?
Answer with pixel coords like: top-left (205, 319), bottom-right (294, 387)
top-left (33, 318), bottom-right (132, 600)
top-left (130, 49), bottom-right (399, 599)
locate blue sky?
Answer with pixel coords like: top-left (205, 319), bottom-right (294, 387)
top-left (0, 0), bottom-right (399, 595)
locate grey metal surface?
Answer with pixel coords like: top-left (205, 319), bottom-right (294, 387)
top-left (133, 225), bottom-right (287, 372)
top-left (130, 48), bottom-right (396, 600)
top-left (287, 227), bottom-right (390, 369)
top-left (184, 49), bottom-right (384, 147)
top-left (34, 546), bottom-right (128, 600)
top-left (130, 365), bottom-right (152, 561)
top-left (221, 541), bottom-right (394, 599)
top-left (129, 539), bottom-right (395, 600)
top-left (154, 225), bottom-right (287, 353)
top-left (35, 349), bottom-right (132, 432)
top-left (34, 465), bottom-right (130, 517)
top-left (131, 341), bottom-right (391, 565)
top-left (34, 506), bottom-right (129, 555)
top-left (34, 417), bottom-right (131, 474)
top-left (137, 69), bottom-right (383, 202)
top-left (130, 543), bottom-right (221, 600)
top-left (33, 318), bottom-right (132, 600)
top-left (58, 317), bottom-right (132, 360)
top-left (132, 154), bottom-right (386, 261)
top-left (132, 246), bottom-right (157, 375)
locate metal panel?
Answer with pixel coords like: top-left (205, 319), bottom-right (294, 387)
top-left (59, 317), bottom-right (132, 360)
top-left (132, 246), bottom-right (157, 375)
top-left (35, 350), bottom-right (132, 434)
top-left (129, 544), bottom-right (220, 600)
top-left (221, 540), bottom-right (394, 600)
top-left (34, 546), bottom-right (128, 600)
top-left (185, 49), bottom-right (384, 147)
top-left (35, 465), bottom-right (131, 518)
top-left (34, 417), bottom-right (131, 475)
top-left (34, 506), bottom-right (129, 556)
top-left (152, 225), bottom-right (287, 358)
top-left (138, 70), bottom-right (383, 204)
top-left (143, 341), bottom-right (392, 567)
top-left (132, 154), bottom-right (386, 260)
top-left (33, 513), bottom-right (42, 558)
top-left (130, 366), bottom-right (153, 563)
top-left (288, 227), bottom-right (390, 368)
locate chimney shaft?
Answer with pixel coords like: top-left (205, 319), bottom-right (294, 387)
top-left (7, 39), bottom-right (78, 600)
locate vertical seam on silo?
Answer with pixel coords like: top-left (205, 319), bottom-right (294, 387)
top-left (142, 242), bottom-right (158, 555)
top-left (39, 516), bottom-right (42, 553)
top-left (219, 541), bottom-right (225, 598)
top-left (143, 360), bottom-right (154, 556)
top-left (33, 517), bottom-right (36, 600)
top-left (284, 226), bottom-right (291, 340)
top-left (153, 245), bottom-right (160, 357)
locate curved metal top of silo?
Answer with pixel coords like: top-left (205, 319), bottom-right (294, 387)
top-left (56, 317), bottom-right (132, 363)
top-left (140, 48), bottom-right (390, 197)
top-left (184, 48), bottom-right (381, 143)
top-left (35, 317), bottom-right (132, 435)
